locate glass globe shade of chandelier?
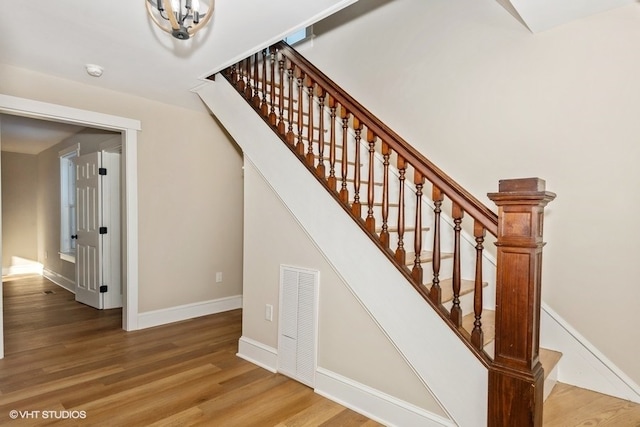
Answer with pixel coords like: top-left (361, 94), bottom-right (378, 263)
top-left (146, 0), bottom-right (214, 40)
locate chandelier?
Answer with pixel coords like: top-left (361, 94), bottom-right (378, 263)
top-left (146, 0), bottom-right (214, 40)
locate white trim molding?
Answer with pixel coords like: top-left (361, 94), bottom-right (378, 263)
top-left (137, 295), bottom-right (242, 330)
top-left (0, 94), bottom-right (141, 131)
top-left (237, 336), bottom-right (278, 373)
top-left (43, 269), bottom-right (75, 293)
top-left (315, 368), bottom-right (455, 427)
top-left (541, 303), bottom-right (640, 403)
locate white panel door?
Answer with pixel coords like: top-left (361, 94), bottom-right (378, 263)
top-left (75, 152), bottom-right (103, 309)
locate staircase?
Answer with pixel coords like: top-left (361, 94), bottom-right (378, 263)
top-left (200, 42), bottom-right (559, 426)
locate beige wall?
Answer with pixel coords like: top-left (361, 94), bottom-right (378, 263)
top-left (0, 64), bottom-right (243, 313)
top-left (1, 152), bottom-right (38, 269)
top-left (305, 0), bottom-right (640, 384)
top-left (242, 159), bottom-right (447, 415)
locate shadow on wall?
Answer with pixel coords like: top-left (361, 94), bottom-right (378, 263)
top-left (313, 0), bottom-right (393, 37)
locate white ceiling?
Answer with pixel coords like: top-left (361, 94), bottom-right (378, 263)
top-left (0, 0), bottom-right (631, 154)
top-left (0, 116), bottom-right (84, 155)
top-left (506, 0), bottom-right (634, 33)
top-left (0, 0), bottom-right (358, 154)
top-left (0, 0), bottom-right (358, 112)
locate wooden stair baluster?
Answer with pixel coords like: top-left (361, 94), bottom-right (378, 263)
top-left (411, 171), bottom-right (425, 285)
top-left (327, 96), bottom-right (337, 191)
top-left (339, 107), bottom-right (350, 204)
top-left (365, 129), bottom-right (377, 233)
top-left (471, 220), bottom-right (486, 350)
top-left (306, 76), bottom-right (315, 166)
top-left (380, 142), bottom-right (391, 248)
top-left (252, 52), bottom-right (261, 107)
top-left (260, 50), bottom-right (269, 116)
top-left (277, 53), bottom-right (286, 135)
top-left (285, 59), bottom-right (295, 145)
top-left (245, 58), bottom-right (252, 93)
top-left (430, 186), bottom-right (444, 306)
top-left (450, 202), bottom-right (464, 327)
top-left (268, 48), bottom-right (277, 125)
top-left (244, 57), bottom-right (253, 100)
top-left (235, 59), bottom-right (245, 92)
top-left (395, 156), bottom-right (406, 265)
top-left (316, 87), bottom-right (326, 178)
top-left (351, 117), bottom-right (363, 217)
top-left (296, 67), bottom-right (305, 156)
top-left (229, 64), bottom-right (238, 86)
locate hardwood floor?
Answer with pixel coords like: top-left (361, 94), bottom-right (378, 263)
top-left (544, 383), bottom-right (640, 426)
top-left (0, 275), bottom-right (380, 426)
top-left (2, 275), bottom-right (639, 426)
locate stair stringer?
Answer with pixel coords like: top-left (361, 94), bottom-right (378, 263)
top-left (198, 77), bottom-right (488, 427)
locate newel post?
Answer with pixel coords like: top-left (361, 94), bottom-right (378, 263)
top-left (486, 178), bottom-right (556, 427)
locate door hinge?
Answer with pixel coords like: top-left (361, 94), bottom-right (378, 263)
top-left (99, 167), bottom-right (107, 175)
top-left (100, 285), bottom-right (108, 293)
top-left (99, 226), bottom-right (108, 234)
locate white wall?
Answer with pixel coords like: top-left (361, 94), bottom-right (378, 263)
top-left (304, 0), bottom-right (640, 385)
top-left (0, 64), bottom-right (244, 315)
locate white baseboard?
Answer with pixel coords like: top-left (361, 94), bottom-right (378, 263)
top-left (237, 336), bottom-right (278, 373)
top-left (2, 263), bottom-right (44, 277)
top-left (235, 341), bottom-right (454, 426)
top-left (315, 368), bottom-right (455, 427)
top-left (137, 295), bottom-right (242, 330)
top-left (541, 302), bottom-right (640, 403)
top-left (42, 269), bottom-right (75, 293)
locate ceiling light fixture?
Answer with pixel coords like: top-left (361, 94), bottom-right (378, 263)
top-left (146, 0), bottom-right (214, 40)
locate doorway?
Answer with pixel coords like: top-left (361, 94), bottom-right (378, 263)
top-left (0, 94), bottom-right (141, 359)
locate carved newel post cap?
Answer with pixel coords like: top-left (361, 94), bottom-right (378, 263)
top-left (488, 177), bottom-right (556, 204)
top-left (498, 177), bottom-right (546, 193)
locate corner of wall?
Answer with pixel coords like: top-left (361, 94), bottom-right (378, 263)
top-left (541, 303), bottom-right (640, 403)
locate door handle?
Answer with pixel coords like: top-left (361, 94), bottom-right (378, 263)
top-left (71, 234), bottom-right (78, 239)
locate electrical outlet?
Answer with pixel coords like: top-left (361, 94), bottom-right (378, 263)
top-left (215, 272), bottom-right (223, 283)
top-left (265, 304), bottom-right (273, 321)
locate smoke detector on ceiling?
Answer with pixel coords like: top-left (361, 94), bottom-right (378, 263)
top-left (85, 64), bottom-right (104, 78)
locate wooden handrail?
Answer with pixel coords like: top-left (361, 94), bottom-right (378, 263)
top-left (216, 43), bottom-right (502, 360)
top-left (274, 42), bottom-right (499, 234)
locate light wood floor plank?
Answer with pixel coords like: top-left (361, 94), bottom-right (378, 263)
top-left (544, 382), bottom-right (640, 426)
